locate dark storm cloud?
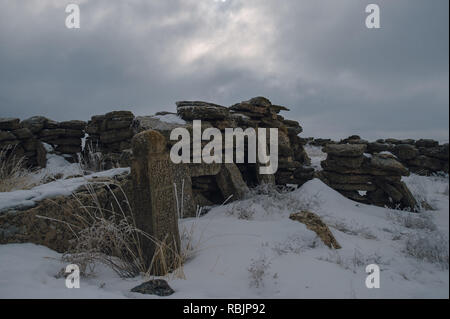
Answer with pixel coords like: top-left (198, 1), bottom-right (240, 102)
top-left (0, 0), bottom-right (448, 141)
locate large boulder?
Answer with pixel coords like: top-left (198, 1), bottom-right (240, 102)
top-left (0, 118), bottom-right (20, 130)
top-left (369, 154), bottom-right (409, 176)
top-left (415, 139), bottom-right (439, 148)
top-left (407, 155), bottom-right (443, 172)
top-left (323, 144), bottom-right (366, 157)
top-left (177, 101), bottom-right (230, 121)
top-left (367, 142), bottom-right (393, 153)
top-left (216, 163), bottom-right (249, 201)
top-left (0, 131), bottom-right (17, 142)
top-left (420, 144), bottom-right (449, 160)
top-left (393, 144), bottom-right (419, 161)
top-left (59, 120), bottom-right (86, 130)
top-left (20, 116), bottom-right (50, 133)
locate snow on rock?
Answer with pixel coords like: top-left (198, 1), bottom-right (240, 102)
top-left (379, 151), bottom-right (396, 157)
top-left (0, 168), bottom-right (130, 212)
top-left (153, 114), bottom-right (186, 125)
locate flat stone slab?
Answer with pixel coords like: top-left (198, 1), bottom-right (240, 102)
top-left (323, 144), bottom-right (367, 157)
top-left (370, 154), bottom-right (409, 176)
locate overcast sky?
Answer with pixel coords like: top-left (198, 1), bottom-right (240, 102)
top-left (0, 0), bottom-right (448, 141)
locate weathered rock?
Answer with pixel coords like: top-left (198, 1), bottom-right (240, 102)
top-left (293, 166), bottom-right (315, 180)
top-left (373, 179), bottom-right (404, 202)
top-left (396, 181), bottom-right (418, 209)
top-left (420, 145), bottom-right (449, 160)
top-left (11, 128), bottom-right (33, 140)
top-left (400, 139), bottom-right (415, 145)
top-left (415, 139), bottom-right (438, 148)
top-left (177, 101), bottom-right (230, 121)
top-left (131, 130), bottom-right (181, 274)
top-left (216, 163), bottom-right (249, 201)
top-left (52, 138), bottom-right (82, 146)
top-left (230, 102), bottom-right (268, 116)
top-left (20, 116), bottom-right (50, 133)
top-left (256, 169), bottom-right (276, 185)
top-left (369, 154), bottom-right (409, 176)
top-left (64, 129), bottom-right (85, 138)
top-left (0, 118), bottom-right (20, 130)
top-left (36, 141), bottom-right (47, 168)
top-left (100, 129), bottom-right (134, 144)
top-left (406, 155), bottom-right (443, 171)
top-left (171, 163), bottom-right (196, 218)
top-left (189, 163), bottom-right (222, 177)
top-left (133, 116), bottom-right (188, 145)
top-left (289, 211), bottom-right (341, 249)
top-left (0, 173), bottom-right (131, 251)
top-left (106, 119), bottom-right (133, 130)
top-left (59, 120), bottom-right (86, 130)
top-left (105, 110), bottom-right (134, 120)
top-left (0, 131), bottom-right (17, 141)
top-left (393, 144), bottom-right (419, 161)
top-left (39, 129), bottom-right (65, 137)
top-left (323, 171), bottom-right (372, 184)
top-left (283, 119), bottom-right (301, 128)
top-left (247, 96), bottom-right (272, 107)
top-left (323, 144), bottom-right (366, 157)
top-left (328, 183), bottom-right (377, 192)
top-left (130, 279), bottom-right (174, 296)
top-left (367, 142), bottom-right (393, 153)
top-left (385, 138), bottom-right (401, 145)
top-left (55, 145), bottom-right (82, 154)
top-left (324, 155), bottom-right (364, 169)
top-left (270, 105), bottom-right (290, 113)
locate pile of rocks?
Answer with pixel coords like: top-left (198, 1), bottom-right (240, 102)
top-left (335, 136), bottom-right (449, 176)
top-left (366, 138), bottom-right (448, 176)
top-left (84, 111), bottom-right (135, 168)
top-left (308, 138), bottom-right (335, 147)
top-left (85, 111), bottom-right (135, 153)
top-left (0, 116), bottom-right (86, 166)
top-left (176, 97), bottom-right (313, 187)
top-left (307, 135), bottom-right (449, 176)
top-left (319, 144), bottom-right (417, 210)
top-left (28, 117), bottom-right (85, 159)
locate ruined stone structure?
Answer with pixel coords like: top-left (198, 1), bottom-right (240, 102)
top-left (0, 172), bottom-right (131, 252)
top-left (366, 138), bottom-right (449, 176)
top-left (0, 117), bottom-right (85, 167)
top-left (175, 97), bottom-right (313, 187)
top-left (2, 96), bottom-right (446, 272)
top-left (308, 136), bottom-right (449, 176)
top-left (319, 144), bottom-right (417, 210)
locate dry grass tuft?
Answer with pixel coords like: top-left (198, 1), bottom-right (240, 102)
top-left (0, 145), bottom-right (35, 192)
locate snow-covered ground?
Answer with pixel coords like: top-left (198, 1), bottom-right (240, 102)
top-left (0, 152), bottom-right (448, 299)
